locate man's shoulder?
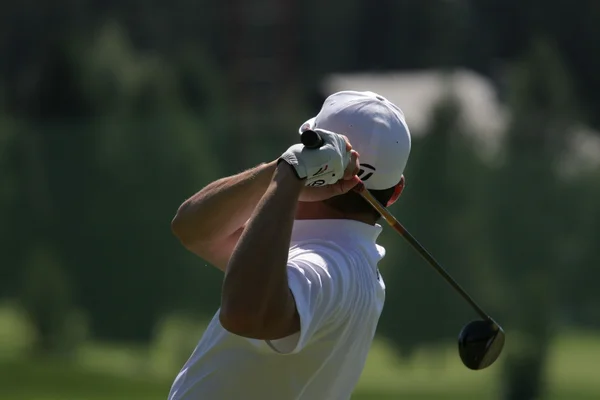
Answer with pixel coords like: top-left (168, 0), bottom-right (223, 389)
top-left (287, 240), bottom-right (374, 290)
top-left (289, 240), bottom-right (354, 269)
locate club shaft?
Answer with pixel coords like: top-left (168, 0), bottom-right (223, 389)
top-left (358, 189), bottom-right (490, 321)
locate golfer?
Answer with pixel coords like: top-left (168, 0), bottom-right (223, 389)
top-left (168, 91), bottom-right (411, 400)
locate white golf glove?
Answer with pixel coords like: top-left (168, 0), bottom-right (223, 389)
top-left (279, 128), bottom-right (351, 187)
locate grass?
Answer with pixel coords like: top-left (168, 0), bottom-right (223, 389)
top-left (1, 304), bottom-right (600, 399)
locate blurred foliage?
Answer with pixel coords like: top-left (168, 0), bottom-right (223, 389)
top-left (1, 1), bottom-right (600, 399)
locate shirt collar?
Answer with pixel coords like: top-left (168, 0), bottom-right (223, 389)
top-left (291, 219), bottom-right (383, 244)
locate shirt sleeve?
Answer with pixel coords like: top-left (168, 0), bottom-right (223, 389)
top-left (265, 247), bottom-right (347, 355)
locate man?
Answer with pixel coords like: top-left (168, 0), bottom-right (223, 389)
top-left (168, 90), bottom-right (411, 400)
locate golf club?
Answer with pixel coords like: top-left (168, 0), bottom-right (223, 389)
top-left (300, 129), bottom-right (505, 370)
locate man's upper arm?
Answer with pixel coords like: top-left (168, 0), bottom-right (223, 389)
top-left (182, 226), bottom-right (245, 272)
top-left (266, 248), bottom-right (348, 354)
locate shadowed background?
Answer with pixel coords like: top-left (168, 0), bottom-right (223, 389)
top-left (1, 1), bottom-right (600, 399)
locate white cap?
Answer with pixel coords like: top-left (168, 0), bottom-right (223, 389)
top-left (299, 90), bottom-right (411, 190)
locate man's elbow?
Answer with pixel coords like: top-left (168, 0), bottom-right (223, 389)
top-left (219, 305), bottom-right (297, 340)
top-left (170, 212), bottom-right (187, 243)
top-left (171, 204), bottom-right (197, 246)
top-left (219, 307), bottom-right (285, 340)
top-left (219, 309), bottom-right (263, 339)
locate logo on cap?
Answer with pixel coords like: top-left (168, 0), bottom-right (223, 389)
top-left (357, 164), bottom-right (376, 181)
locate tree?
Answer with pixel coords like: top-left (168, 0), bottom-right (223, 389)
top-left (485, 37), bottom-right (577, 400)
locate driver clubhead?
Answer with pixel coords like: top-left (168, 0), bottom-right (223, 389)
top-left (458, 319), bottom-right (505, 370)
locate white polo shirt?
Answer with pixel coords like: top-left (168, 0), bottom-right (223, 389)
top-left (168, 219), bottom-right (386, 400)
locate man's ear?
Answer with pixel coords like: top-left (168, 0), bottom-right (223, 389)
top-left (386, 175), bottom-right (405, 207)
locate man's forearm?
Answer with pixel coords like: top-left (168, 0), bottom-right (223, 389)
top-left (171, 160), bottom-right (278, 245)
top-left (219, 162), bottom-right (304, 339)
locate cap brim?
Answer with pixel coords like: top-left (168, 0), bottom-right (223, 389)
top-left (298, 117), bottom-right (317, 134)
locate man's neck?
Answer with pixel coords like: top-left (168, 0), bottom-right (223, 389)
top-left (295, 202), bottom-right (376, 226)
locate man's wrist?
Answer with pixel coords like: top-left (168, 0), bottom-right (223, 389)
top-left (276, 158), bottom-right (305, 181)
top-left (274, 161), bottom-right (306, 188)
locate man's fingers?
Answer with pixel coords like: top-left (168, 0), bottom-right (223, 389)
top-left (343, 150), bottom-right (360, 180)
top-left (300, 175), bottom-right (361, 202)
top-left (323, 176), bottom-right (360, 198)
top-left (341, 135), bottom-right (352, 152)
top-left (336, 175), bottom-right (361, 194)
top-left (352, 180), bottom-right (366, 193)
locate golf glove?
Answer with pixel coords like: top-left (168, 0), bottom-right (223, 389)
top-left (279, 128), bottom-right (351, 187)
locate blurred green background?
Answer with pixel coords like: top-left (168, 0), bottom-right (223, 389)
top-left (2, 1), bottom-right (600, 399)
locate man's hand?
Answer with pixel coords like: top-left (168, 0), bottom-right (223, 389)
top-left (298, 150), bottom-right (361, 202)
top-left (279, 128), bottom-right (362, 202)
top-left (279, 128), bottom-right (352, 187)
